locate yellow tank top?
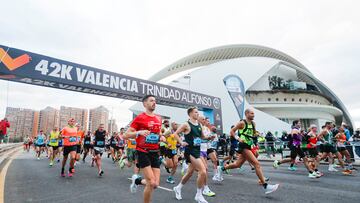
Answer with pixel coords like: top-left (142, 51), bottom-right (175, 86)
top-left (49, 131), bottom-right (60, 147)
top-left (166, 134), bottom-right (177, 150)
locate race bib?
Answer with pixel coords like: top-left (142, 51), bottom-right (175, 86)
top-left (119, 140), bottom-right (124, 145)
top-left (131, 140), bottom-right (136, 145)
top-left (193, 137), bottom-right (202, 146)
top-left (172, 149), bottom-right (177, 155)
top-left (50, 139), bottom-right (57, 143)
top-left (145, 133), bottom-right (159, 144)
top-left (85, 141), bottom-right (90, 144)
top-left (97, 141), bottom-right (104, 146)
top-left (112, 141), bottom-right (118, 145)
top-left (69, 137), bottom-right (77, 142)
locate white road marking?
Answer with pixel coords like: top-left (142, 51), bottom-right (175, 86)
top-left (127, 178), bottom-right (173, 192)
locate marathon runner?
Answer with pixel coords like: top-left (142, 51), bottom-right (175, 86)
top-left (59, 118), bottom-right (78, 177)
top-left (119, 133), bottom-right (139, 175)
top-left (35, 130), bottom-right (47, 160)
top-left (82, 131), bottom-right (92, 163)
top-left (124, 95), bottom-right (164, 203)
top-left (92, 124), bottom-right (107, 176)
top-left (305, 124), bottom-right (322, 176)
top-left (173, 106), bottom-right (215, 203)
top-left (220, 125), bottom-right (238, 168)
top-left (335, 126), bottom-right (353, 172)
top-left (23, 135), bottom-right (31, 152)
top-left (218, 109), bottom-right (279, 194)
top-left (48, 127), bottom-right (60, 167)
top-left (164, 121), bottom-right (179, 184)
top-left (75, 124), bottom-right (85, 165)
top-left (208, 126), bottom-right (220, 181)
top-left (198, 116), bottom-right (216, 197)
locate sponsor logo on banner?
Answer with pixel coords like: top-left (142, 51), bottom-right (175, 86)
top-left (223, 74), bottom-right (245, 119)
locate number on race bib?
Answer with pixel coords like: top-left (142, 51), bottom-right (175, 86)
top-left (69, 137), bottom-right (77, 142)
top-left (145, 133), bottom-right (159, 144)
top-left (193, 137), bottom-right (202, 146)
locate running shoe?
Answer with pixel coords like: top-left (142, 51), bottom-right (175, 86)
top-left (195, 193), bottom-right (208, 203)
top-left (68, 172), bottom-right (73, 177)
top-left (264, 184), bottom-right (279, 194)
top-left (288, 166), bottom-right (297, 171)
top-left (328, 167), bottom-right (338, 172)
top-left (173, 186), bottom-right (182, 200)
top-left (119, 159), bottom-right (126, 169)
top-left (315, 171), bottom-right (324, 177)
top-left (202, 188), bottom-right (215, 197)
top-left (130, 174), bottom-right (139, 193)
top-left (273, 160), bottom-right (279, 169)
top-left (49, 161), bottom-right (53, 167)
top-left (61, 172), bottom-right (65, 177)
top-left (99, 170), bottom-right (104, 177)
top-left (212, 174), bottom-right (222, 182)
top-left (342, 169), bottom-right (352, 175)
top-left (308, 172), bottom-right (319, 179)
top-left (166, 176), bottom-right (175, 184)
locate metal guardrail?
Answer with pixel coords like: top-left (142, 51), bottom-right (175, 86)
top-left (0, 143), bottom-right (22, 156)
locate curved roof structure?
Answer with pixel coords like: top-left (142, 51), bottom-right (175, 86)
top-left (149, 44), bottom-right (311, 81)
top-left (149, 44), bottom-right (355, 129)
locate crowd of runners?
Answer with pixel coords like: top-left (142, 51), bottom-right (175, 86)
top-left (23, 94), bottom-right (357, 203)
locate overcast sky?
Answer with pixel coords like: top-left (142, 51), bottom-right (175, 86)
top-left (0, 0), bottom-right (359, 128)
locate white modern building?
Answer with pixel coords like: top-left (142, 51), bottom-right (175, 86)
top-left (130, 44), bottom-right (354, 134)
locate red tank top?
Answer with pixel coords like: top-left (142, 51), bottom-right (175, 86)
top-left (130, 112), bottom-right (162, 152)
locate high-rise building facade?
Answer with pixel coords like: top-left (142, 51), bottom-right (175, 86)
top-left (59, 106), bottom-right (88, 131)
top-left (89, 106), bottom-right (109, 132)
top-left (5, 107), bottom-right (39, 139)
top-left (38, 106), bottom-right (60, 134)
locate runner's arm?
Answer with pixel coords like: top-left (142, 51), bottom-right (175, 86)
top-left (230, 121), bottom-right (244, 141)
top-left (173, 123), bottom-right (188, 146)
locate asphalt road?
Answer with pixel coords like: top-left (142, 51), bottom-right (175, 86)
top-left (5, 151), bottom-right (360, 203)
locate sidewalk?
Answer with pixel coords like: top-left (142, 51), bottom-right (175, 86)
top-left (257, 153), bottom-right (360, 166)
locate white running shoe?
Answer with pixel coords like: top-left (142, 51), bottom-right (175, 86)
top-left (273, 160), bottom-right (279, 169)
top-left (217, 166), bottom-right (223, 181)
top-left (130, 174), bottom-right (139, 193)
top-left (308, 172), bottom-right (319, 179)
top-left (328, 167), bottom-right (338, 172)
top-left (202, 188), bottom-right (215, 197)
top-left (264, 184), bottom-right (279, 194)
top-left (173, 186), bottom-right (182, 200)
top-left (195, 193), bottom-right (208, 203)
top-left (212, 174), bottom-right (222, 182)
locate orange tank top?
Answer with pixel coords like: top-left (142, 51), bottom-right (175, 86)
top-left (61, 126), bottom-right (78, 146)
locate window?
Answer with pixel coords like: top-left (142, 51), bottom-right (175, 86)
top-left (268, 98), bottom-right (271, 102)
top-left (276, 98), bottom-right (279, 101)
top-left (299, 98), bottom-right (302, 102)
top-left (311, 100), bottom-right (313, 103)
top-left (306, 99), bottom-right (308, 102)
top-left (284, 98), bottom-right (287, 102)
top-left (292, 98), bottom-right (295, 102)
